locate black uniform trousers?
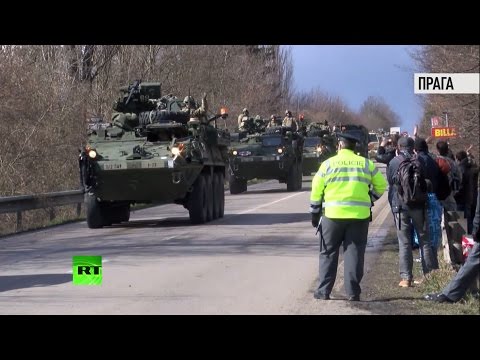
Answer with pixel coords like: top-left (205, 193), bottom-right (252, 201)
top-left (316, 216), bottom-right (370, 298)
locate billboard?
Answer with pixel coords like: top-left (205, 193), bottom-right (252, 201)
top-left (431, 127), bottom-right (457, 138)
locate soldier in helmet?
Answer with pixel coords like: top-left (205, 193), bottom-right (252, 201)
top-left (238, 108), bottom-right (250, 128)
top-left (253, 115), bottom-right (266, 133)
top-left (182, 96), bottom-right (196, 112)
top-left (267, 114), bottom-right (281, 128)
top-left (282, 110), bottom-right (298, 132)
top-left (182, 94), bottom-right (208, 123)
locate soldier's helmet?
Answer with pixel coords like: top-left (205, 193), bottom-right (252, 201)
top-left (270, 114), bottom-right (276, 120)
top-left (285, 110), bottom-right (291, 116)
top-left (242, 108), bottom-right (249, 115)
top-left (254, 115), bottom-right (261, 120)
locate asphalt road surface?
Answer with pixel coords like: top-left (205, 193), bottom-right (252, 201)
top-left (0, 163), bottom-right (391, 314)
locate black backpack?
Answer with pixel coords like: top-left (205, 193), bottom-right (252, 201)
top-left (395, 154), bottom-right (428, 207)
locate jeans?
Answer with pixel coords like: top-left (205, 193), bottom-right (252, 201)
top-left (396, 207), bottom-right (436, 280)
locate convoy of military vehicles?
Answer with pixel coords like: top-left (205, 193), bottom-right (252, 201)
top-left (79, 80), bottom-right (374, 228)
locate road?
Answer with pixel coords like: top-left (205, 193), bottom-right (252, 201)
top-left (0, 164), bottom-right (391, 314)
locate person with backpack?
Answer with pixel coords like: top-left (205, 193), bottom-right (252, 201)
top-left (414, 138), bottom-right (441, 194)
top-left (387, 137), bottom-right (437, 287)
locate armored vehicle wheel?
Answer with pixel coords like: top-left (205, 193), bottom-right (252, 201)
top-left (229, 176), bottom-right (247, 195)
top-left (212, 172), bottom-right (222, 220)
top-left (296, 161), bottom-right (303, 190)
top-left (205, 173), bottom-right (214, 222)
top-left (85, 193), bottom-right (105, 229)
top-left (287, 160), bottom-right (300, 192)
top-left (216, 172), bottom-right (225, 218)
top-left (189, 174), bottom-right (208, 224)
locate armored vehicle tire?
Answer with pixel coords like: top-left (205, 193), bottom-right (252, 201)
top-left (205, 173), bottom-right (214, 222)
top-left (188, 174), bottom-right (208, 224)
top-left (229, 176), bottom-right (247, 195)
top-left (216, 172), bottom-right (225, 218)
top-left (212, 172), bottom-right (222, 219)
top-left (85, 193), bottom-right (105, 229)
top-left (287, 160), bottom-right (300, 192)
top-left (296, 161), bottom-right (303, 190)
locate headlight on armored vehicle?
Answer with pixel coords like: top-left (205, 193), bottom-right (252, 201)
top-left (88, 150), bottom-right (97, 159)
top-left (277, 148), bottom-right (283, 154)
top-left (316, 146), bottom-right (322, 153)
top-left (232, 150), bottom-right (238, 156)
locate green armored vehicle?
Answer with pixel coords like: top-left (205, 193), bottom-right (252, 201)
top-left (301, 122), bottom-right (336, 175)
top-left (334, 124), bottom-right (369, 158)
top-left (79, 81), bottom-right (230, 228)
top-left (228, 126), bottom-right (303, 194)
top-left (302, 135), bottom-right (338, 176)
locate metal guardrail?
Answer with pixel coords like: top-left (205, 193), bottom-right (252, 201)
top-left (443, 210), bottom-right (469, 265)
top-left (0, 190), bottom-right (84, 232)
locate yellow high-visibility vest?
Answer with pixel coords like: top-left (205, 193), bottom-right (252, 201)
top-left (310, 149), bottom-right (387, 219)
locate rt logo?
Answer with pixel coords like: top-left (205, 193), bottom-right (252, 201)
top-left (72, 256), bottom-right (102, 285)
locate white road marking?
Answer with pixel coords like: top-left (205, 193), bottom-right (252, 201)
top-left (237, 191), bottom-right (307, 215)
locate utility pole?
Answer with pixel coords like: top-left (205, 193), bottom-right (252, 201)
top-left (443, 110), bottom-right (450, 143)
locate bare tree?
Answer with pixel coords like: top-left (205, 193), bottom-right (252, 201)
top-left (410, 45), bottom-right (479, 160)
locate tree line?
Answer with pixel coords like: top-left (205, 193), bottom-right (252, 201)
top-left (410, 45), bottom-right (479, 161)
top-left (0, 45), bottom-right (409, 234)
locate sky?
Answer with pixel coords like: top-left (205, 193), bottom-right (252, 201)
top-left (290, 45), bottom-right (423, 133)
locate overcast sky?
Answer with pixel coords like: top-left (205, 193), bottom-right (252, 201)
top-left (290, 45), bottom-right (423, 133)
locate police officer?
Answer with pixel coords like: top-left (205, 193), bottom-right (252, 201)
top-left (310, 131), bottom-right (387, 301)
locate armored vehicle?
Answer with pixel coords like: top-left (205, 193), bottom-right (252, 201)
top-left (79, 81), bottom-right (230, 228)
top-left (368, 132), bottom-right (380, 159)
top-left (228, 126), bottom-right (303, 194)
top-left (302, 135), bottom-right (338, 176)
top-left (334, 124), bottom-right (369, 158)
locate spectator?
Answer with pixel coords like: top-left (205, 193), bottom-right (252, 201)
top-left (435, 140), bottom-right (459, 211)
top-left (455, 150), bottom-right (479, 234)
top-left (387, 137), bottom-right (436, 287)
top-left (424, 178), bottom-right (480, 303)
top-left (414, 138), bottom-right (440, 194)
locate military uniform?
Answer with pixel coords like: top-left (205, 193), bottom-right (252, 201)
top-left (310, 132), bottom-right (387, 300)
top-left (183, 95), bottom-right (208, 124)
top-left (267, 115), bottom-right (280, 128)
top-left (282, 111), bottom-right (298, 132)
top-left (282, 116), bottom-right (298, 131)
top-left (238, 108), bottom-right (249, 128)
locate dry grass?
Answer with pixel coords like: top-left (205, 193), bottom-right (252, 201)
top-left (0, 205), bottom-right (85, 238)
top-left (414, 256), bottom-right (480, 315)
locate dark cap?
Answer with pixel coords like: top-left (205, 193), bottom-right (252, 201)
top-left (414, 137), bottom-right (428, 152)
top-left (398, 136), bottom-right (414, 149)
top-left (337, 131), bottom-right (360, 143)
